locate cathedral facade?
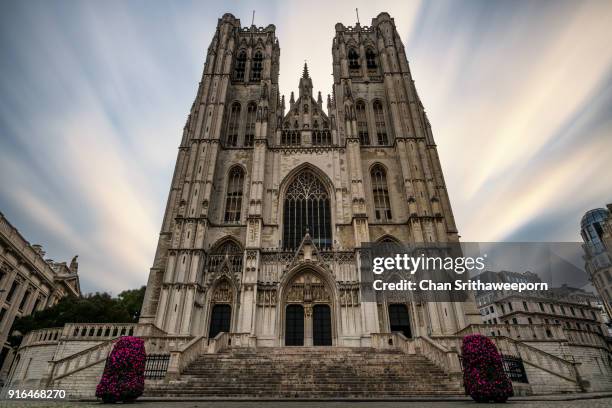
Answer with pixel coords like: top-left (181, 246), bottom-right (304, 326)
top-left (139, 12), bottom-right (481, 347)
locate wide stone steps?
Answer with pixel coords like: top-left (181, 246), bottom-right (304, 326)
top-left (145, 346), bottom-right (463, 398)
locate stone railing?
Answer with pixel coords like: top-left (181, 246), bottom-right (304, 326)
top-left (371, 333), bottom-right (461, 376)
top-left (62, 323), bottom-right (137, 340)
top-left (414, 335), bottom-right (462, 376)
top-left (47, 338), bottom-right (118, 383)
top-left (21, 327), bottom-right (63, 347)
top-left (144, 336), bottom-right (192, 354)
top-left (459, 324), bottom-right (566, 341)
top-left (166, 336), bottom-right (209, 380)
top-left (434, 334), bottom-right (581, 387)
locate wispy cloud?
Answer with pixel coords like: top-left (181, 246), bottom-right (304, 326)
top-left (0, 0), bottom-right (611, 293)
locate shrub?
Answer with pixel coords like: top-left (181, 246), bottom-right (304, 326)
top-left (461, 334), bottom-right (513, 403)
top-left (96, 336), bottom-right (146, 403)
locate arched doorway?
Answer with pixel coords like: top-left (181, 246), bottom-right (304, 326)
top-left (388, 304), bottom-right (412, 338)
top-left (313, 304), bottom-right (332, 345)
top-left (209, 304), bottom-right (231, 339)
top-left (282, 269), bottom-right (334, 346)
top-left (285, 305), bottom-right (304, 346)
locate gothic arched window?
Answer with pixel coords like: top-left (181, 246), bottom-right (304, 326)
top-left (226, 102), bottom-right (241, 147)
top-left (245, 102), bottom-right (257, 147)
top-left (373, 100), bottom-right (388, 145)
top-left (371, 164), bottom-right (392, 221)
top-left (283, 170), bottom-right (331, 250)
top-left (234, 51), bottom-right (247, 81)
top-left (356, 101), bottom-right (370, 145)
top-left (348, 48), bottom-right (360, 70)
top-left (250, 51), bottom-right (263, 82)
top-left (207, 239), bottom-right (243, 274)
top-left (224, 167), bottom-right (244, 223)
top-left (366, 48), bottom-right (378, 70)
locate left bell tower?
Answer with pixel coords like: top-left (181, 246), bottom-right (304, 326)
top-left (139, 13), bottom-right (280, 335)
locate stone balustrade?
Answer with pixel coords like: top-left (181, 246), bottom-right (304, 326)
top-left (62, 323), bottom-right (137, 340)
top-left (21, 327), bottom-right (63, 346)
top-left (565, 329), bottom-right (609, 349)
top-left (48, 338), bottom-right (118, 383)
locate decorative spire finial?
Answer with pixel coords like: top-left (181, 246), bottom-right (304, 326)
top-left (302, 61), bottom-right (310, 79)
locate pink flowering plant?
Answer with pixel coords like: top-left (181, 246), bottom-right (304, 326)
top-left (461, 334), bottom-right (513, 403)
top-left (96, 336), bottom-right (146, 403)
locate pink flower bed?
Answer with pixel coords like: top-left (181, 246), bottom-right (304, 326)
top-left (461, 334), bottom-right (513, 403)
top-left (96, 336), bottom-right (146, 403)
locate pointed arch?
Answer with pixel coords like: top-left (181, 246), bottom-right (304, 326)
top-left (355, 99), bottom-right (370, 145)
top-left (372, 100), bottom-right (388, 145)
top-left (371, 163), bottom-right (392, 221)
top-left (224, 166), bottom-right (244, 223)
top-left (233, 50), bottom-right (247, 81)
top-left (366, 47), bottom-right (378, 70)
top-left (281, 165), bottom-right (333, 250)
top-left (245, 101), bottom-right (257, 146)
top-left (348, 48), bottom-right (360, 71)
top-left (226, 102), bottom-right (241, 147)
top-left (207, 236), bottom-right (243, 275)
top-left (250, 50), bottom-right (264, 82)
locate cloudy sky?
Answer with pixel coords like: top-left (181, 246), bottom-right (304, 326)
top-left (1, 0), bottom-right (611, 294)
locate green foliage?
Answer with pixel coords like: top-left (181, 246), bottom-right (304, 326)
top-left (9, 286), bottom-right (146, 347)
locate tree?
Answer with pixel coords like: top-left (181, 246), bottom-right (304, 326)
top-left (9, 287), bottom-right (146, 347)
top-left (461, 334), bottom-right (513, 403)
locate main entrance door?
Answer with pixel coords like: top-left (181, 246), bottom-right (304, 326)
top-left (209, 304), bottom-right (231, 339)
top-left (388, 304), bottom-right (412, 338)
top-left (285, 304), bottom-right (305, 346)
top-left (313, 304), bottom-right (332, 346)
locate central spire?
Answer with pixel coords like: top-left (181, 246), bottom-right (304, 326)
top-left (299, 62), bottom-right (313, 97)
top-left (302, 61), bottom-right (310, 79)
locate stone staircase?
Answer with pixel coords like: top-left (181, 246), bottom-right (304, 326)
top-left (145, 346), bottom-right (464, 398)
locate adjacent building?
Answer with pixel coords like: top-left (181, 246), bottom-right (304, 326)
top-left (581, 206), bottom-right (612, 321)
top-left (0, 212), bottom-right (80, 382)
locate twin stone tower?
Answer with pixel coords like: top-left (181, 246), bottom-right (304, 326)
top-left (138, 12), bottom-right (481, 347)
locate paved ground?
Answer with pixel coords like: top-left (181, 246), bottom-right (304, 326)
top-left (2, 396), bottom-right (612, 408)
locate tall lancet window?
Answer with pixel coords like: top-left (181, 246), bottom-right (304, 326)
top-left (234, 51), bottom-right (247, 81)
top-left (245, 102), bottom-right (257, 147)
top-left (371, 165), bottom-right (392, 221)
top-left (250, 51), bottom-right (263, 82)
top-left (373, 100), bottom-right (388, 145)
top-left (283, 170), bottom-right (331, 250)
top-left (224, 167), bottom-right (244, 223)
top-left (356, 101), bottom-right (370, 145)
top-left (348, 48), bottom-right (360, 71)
top-left (366, 48), bottom-right (378, 70)
top-left (226, 102), bottom-right (241, 147)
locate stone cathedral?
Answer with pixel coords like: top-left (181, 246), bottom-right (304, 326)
top-left (139, 12), bottom-right (481, 347)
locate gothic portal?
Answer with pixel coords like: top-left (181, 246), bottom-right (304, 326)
top-left (139, 12), bottom-right (481, 346)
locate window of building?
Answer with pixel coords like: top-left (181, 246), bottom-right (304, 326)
top-left (550, 304), bottom-right (555, 313)
top-left (356, 101), bottom-right (369, 145)
top-left (373, 100), bottom-right (388, 145)
top-left (489, 306), bottom-right (494, 314)
top-left (226, 102), bottom-right (241, 147)
top-left (6, 281), bottom-right (19, 303)
top-left (281, 130), bottom-right (301, 146)
top-left (283, 170), bottom-right (331, 250)
top-left (523, 301), bottom-right (528, 311)
top-left (538, 302), bottom-right (544, 312)
top-left (500, 304), bottom-right (505, 314)
top-left (508, 302), bottom-right (513, 311)
top-left (0, 308), bottom-right (6, 325)
top-left (312, 130), bottom-right (331, 146)
top-left (512, 318), bottom-right (518, 324)
top-left (570, 307), bottom-right (575, 316)
top-left (348, 48), bottom-right (360, 70)
top-left (560, 305), bottom-right (565, 315)
top-left (366, 48), bottom-right (377, 70)
top-left (591, 311), bottom-right (596, 320)
top-left (493, 318), bottom-right (498, 324)
top-left (19, 290), bottom-right (31, 311)
top-left (250, 51), bottom-right (263, 82)
top-left (371, 165), bottom-right (392, 222)
top-left (528, 317), bottom-right (533, 324)
top-left (580, 309), bottom-right (586, 318)
top-left (245, 102), bottom-right (257, 147)
top-left (224, 167), bottom-right (244, 223)
top-left (234, 50), bottom-right (247, 81)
